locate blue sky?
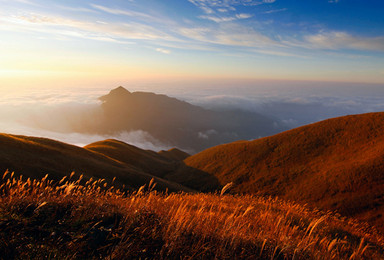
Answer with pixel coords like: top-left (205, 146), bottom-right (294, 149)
top-left (1, 0), bottom-right (384, 88)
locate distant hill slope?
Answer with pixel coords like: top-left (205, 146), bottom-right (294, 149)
top-left (158, 148), bottom-right (190, 161)
top-left (0, 134), bottom-right (194, 192)
top-left (184, 112), bottom-right (384, 229)
top-left (92, 86), bottom-right (285, 152)
top-left (85, 139), bottom-right (178, 178)
top-left (85, 139), bottom-right (219, 192)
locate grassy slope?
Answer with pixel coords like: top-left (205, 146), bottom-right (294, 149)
top-left (0, 134), bottom-right (191, 192)
top-left (1, 174), bottom-right (383, 259)
top-left (185, 112), bottom-right (384, 229)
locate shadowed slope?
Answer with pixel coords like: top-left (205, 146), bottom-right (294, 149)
top-left (0, 134), bottom-right (191, 192)
top-left (158, 148), bottom-right (190, 161)
top-left (185, 112), bottom-right (384, 229)
top-left (85, 139), bottom-right (177, 178)
top-left (85, 139), bottom-right (220, 192)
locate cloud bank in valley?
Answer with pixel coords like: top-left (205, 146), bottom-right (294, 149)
top-left (0, 81), bottom-right (384, 152)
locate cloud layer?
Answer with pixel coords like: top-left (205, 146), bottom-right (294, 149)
top-left (1, 82), bottom-right (384, 152)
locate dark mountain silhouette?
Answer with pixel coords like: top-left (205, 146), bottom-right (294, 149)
top-left (94, 86), bottom-right (285, 152)
top-left (184, 112), bottom-right (384, 229)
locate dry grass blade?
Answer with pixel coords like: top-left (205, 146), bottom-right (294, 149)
top-left (220, 182), bottom-right (234, 196)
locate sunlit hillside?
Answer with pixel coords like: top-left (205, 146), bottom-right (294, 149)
top-left (185, 112), bottom-right (384, 229)
top-left (1, 173), bottom-right (383, 259)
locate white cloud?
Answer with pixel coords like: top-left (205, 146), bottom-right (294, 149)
top-left (1, 12), bottom-right (175, 43)
top-left (264, 8), bottom-right (287, 14)
top-left (156, 48), bottom-right (171, 54)
top-left (178, 23), bottom-right (278, 48)
top-left (199, 15), bottom-right (237, 23)
top-left (1, 0), bottom-right (40, 6)
top-left (218, 8), bottom-right (229, 12)
top-left (304, 31), bottom-right (384, 52)
top-left (198, 129), bottom-right (217, 139)
top-left (91, 4), bottom-right (153, 20)
top-left (56, 5), bottom-right (98, 13)
top-left (236, 13), bottom-right (253, 19)
top-left (188, 0), bottom-right (269, 14)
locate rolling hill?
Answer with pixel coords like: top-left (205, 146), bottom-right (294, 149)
top-left (0, 133), bottom-right (198, 192)
top-left (84, 139), bottom-right (219, 191)
top-left (184, 112), bottom-right (384, 229)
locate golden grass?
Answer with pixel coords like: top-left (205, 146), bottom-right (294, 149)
top-left (184, 112), bottom-right (384, 229)
top-left (0, 172), bottom-right (383, 259)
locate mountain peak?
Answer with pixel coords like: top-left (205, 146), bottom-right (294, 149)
top-left (110, 86), bottom-right (130, 95)
top-left (99, 86), bottom-right (130, 102)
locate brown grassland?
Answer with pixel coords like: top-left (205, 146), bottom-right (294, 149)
top-left (1, 172), bottom-right (384, 259)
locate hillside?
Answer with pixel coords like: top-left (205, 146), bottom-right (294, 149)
top-left (184, 112), bottom-right (384, 229)
top-left (0, 133), bottom-right (193, 192)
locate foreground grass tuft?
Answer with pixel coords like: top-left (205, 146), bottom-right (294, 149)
top-left (0, 172), bottom-right (383, 259)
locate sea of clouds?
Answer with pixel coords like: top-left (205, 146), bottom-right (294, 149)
top-left (1, 80), bottom-right (384, 151)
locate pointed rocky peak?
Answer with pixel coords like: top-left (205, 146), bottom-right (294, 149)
top-left (99, 86), bottom-right (131, 102)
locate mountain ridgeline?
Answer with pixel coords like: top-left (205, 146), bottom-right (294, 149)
top-left (94, 86), bottom-right (285, 152)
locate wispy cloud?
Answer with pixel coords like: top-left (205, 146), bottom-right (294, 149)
top-left (1, 0), bottom-right (40, 6)
top-left (264, 8), bottom-right (287, 14)
top-left (199, 15), bottom-right (237, 23)
top-left (56, 5), bottom-right (98, 14)
top-left (90, 4), bottom-right (153, 20)
top-left (3, 0), bottom-right (382, 62)
top-left (236, 13), bottom-right (253, 19)
top-left (1, 12), bottom-right (175, 43)
top-left (178, 23), bottom-right (278, 48)
top-left (156, 48), bottom-right (171, 54)
top-left (199, 13), bottom-right (252, 23)
top-left (188, 0), bottom-right (272, 14)
top-left (303, 31), bottom-right (384, 52)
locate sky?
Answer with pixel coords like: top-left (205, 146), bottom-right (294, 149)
top-left (1, 0), bottom-right (384, 90)
top-left (1, 0), bottom-right (384, 150)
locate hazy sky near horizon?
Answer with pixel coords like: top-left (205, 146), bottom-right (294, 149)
top-left (1, 0), bottom-right (384, 89)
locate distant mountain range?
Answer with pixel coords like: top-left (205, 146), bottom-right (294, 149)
top-left (89, 86), bottom-right (286, 152)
